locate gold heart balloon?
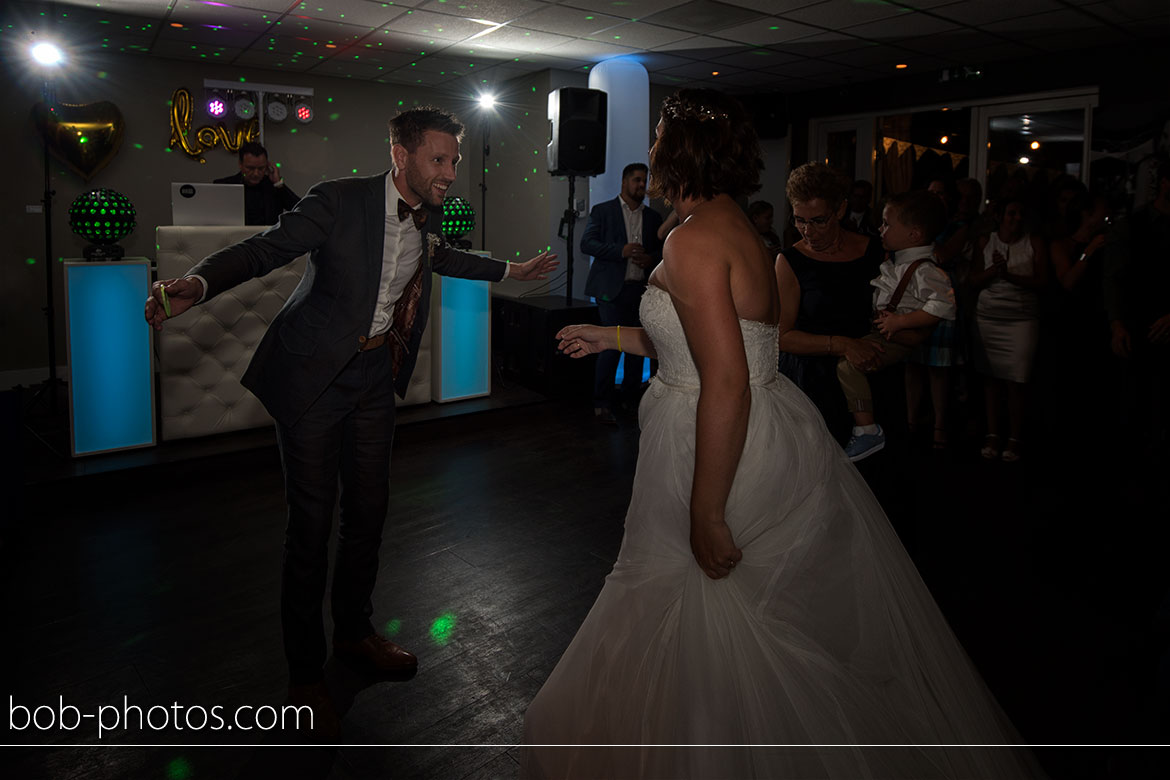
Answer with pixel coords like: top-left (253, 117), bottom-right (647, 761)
top-left (31, 101), bottom-right (125, 182)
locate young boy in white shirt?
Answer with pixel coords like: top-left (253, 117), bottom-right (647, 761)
top-left (838, 190), bottom-right (956, 461)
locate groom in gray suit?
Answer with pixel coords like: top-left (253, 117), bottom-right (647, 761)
top-left (145, 106), bottom-right (557, 737)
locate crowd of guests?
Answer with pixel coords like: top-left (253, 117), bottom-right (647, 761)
top-left (581, 156), bottom-right (1169, 464)
top-left (771, 160), bottom-right (1170, 463)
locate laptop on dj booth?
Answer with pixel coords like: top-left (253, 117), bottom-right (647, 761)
top-left (170, 182), bottom-right (244, 226)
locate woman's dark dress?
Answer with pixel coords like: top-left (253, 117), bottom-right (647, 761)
top-left (778, 237), bottom-right (884, 443)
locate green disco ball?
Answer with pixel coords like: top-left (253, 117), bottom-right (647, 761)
top-left (442, 195), bottom-right (476, 240)
top-left (69, 188), bottom-right (136, 260)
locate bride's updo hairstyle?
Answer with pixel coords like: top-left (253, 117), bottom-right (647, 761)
top-left (648, 88), bottom-right (763, 203)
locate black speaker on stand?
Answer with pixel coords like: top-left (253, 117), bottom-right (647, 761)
top-left (548, 87), bottom-right (606, 306)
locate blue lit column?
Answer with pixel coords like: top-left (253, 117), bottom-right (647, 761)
top-left (64, 259), bottom-right (156, 456)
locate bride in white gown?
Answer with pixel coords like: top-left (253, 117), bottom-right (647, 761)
top-left (523, 89), bottom-right (1042, 779)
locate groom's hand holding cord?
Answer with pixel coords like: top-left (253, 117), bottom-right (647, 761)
top-left (145, 277), bottom-right (205, 330)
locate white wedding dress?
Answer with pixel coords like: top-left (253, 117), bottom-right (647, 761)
top-left (522, 285), bottom-right (1042, 779)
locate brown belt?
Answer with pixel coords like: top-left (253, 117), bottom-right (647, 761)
top-left (357, 331), bottom-right (389, 351)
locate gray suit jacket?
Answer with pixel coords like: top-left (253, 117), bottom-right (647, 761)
top-left (190, 171), bottom-right (506, 427)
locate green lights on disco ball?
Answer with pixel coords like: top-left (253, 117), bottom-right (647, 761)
top-left (442, 195), bottom-right (475, 235)
top-left (442, 195), bottom-right (475, 248)
top-left (68, 188), bottom-right (136, 260)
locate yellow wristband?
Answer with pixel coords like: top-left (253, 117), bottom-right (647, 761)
top-left (616, 325), bottom-right (622, 353)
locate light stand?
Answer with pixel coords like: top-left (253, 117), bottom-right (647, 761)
top-left (563, 176), bottom-right (577, 306)
top-left (23, 50), bottom-right (68, 459)
top-left (480, 120), bottom-right (489, 251)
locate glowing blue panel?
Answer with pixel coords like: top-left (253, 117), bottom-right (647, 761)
top-left (432, 273), bottom-right (490, 402)
top-left (65, 260), bottom-right (156, 456)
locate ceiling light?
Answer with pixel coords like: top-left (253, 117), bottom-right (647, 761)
top-left (266, 96), bottom-right (288, 123)
top-left (1018, 156), bottom-right (1030, 164)
top-left (31, 42), bottom-right (64, 66)
top-left (895, 63), bottom-right (908, 69)
top-left (477, 93), bottom-right (496, 111)
top-left (940, 135), bottom-right (948, 144)
top-left (234, 95), bottom-right (256, 120)
top-left (293, 100), bottom-right (313, 123)
top-left (206, 91), bottom-right (227, 118)
top-left (1030, 141), bottom-right (1040, 150)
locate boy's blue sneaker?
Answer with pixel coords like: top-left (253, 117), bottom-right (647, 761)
top-left (845, 426), bottom-right (885, 462)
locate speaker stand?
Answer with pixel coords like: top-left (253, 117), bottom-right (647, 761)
top-left (563, 174), bottom-right (577, 306)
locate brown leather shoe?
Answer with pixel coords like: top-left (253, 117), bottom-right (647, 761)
top-left (333, 634), bottom-right (419, 675)
top-left (284, 681), bottom-right (340, 742)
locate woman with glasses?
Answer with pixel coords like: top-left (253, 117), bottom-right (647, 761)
top-left (774, 162), bottom-right (886, 443)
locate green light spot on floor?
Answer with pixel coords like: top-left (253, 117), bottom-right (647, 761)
top-left (166, 757), bottom-right (194, 780)
top-left (430, 612), bottom-right (456, 646)
top-left (385, 618), bottom-right (402, 636)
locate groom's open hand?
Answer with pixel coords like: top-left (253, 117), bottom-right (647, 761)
top-left (691, 518), bottom-right (742, 580)
top-left (509, 251), bottom-right (559, 281)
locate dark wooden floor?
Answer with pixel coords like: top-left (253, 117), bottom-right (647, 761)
top-left (3, 376), bottom-right (1169, 779)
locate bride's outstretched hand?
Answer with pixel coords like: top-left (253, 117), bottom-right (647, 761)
top-left (557, 324), bottom-right (608, 358)
top-left (690, 518), bottom-right (742, 580)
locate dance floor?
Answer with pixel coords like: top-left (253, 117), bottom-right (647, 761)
top-left (3, 374), bottom-right (1167, 779)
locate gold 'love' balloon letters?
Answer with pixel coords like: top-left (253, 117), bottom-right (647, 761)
top-left (170, 87), bottom-right (259, 163)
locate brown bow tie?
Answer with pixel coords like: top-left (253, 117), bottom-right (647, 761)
top-left (397, 198), bottom-right (427, 231)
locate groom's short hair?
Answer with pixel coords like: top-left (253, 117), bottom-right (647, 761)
top-left (389, 106), bottom-right (465, 152)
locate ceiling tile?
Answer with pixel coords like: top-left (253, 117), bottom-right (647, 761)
top-left (705, 69), bottom-right (785, 88)
top-left (981, 9), bottom-right (1103, 36)
top-left (659, 59), bottom-right (743, 80)
top-left (230, 50), bottom-right (320, 70)
top-left (929, 0), bottom-right (1063, 27)
top-left (1027, 26), bottom-right (1132, 51)
top-left (161, 23), bottom-right (265, 49)
top-left (651, 35), bottom-right (749, 58)
top-left (542, 37), bottom-right (637, 61)
top-left (843, 12), bottom-right (960, 39)
top-left (761, 57), bottom-right (848, 79)
top-left (558, 0), bottom-right (683, 20)
top-left (367, 26), bottom-right (453, 54)
top-left (470, 25), bottom-right (576, 53)
top-left (416, 0), bottom-right (547, 22)
top-left (779, 1), bottom-right (914, 29)
top-left (310, 59), bottom-right (395, 78)
top-left (776, 30), bottom-right (869, 57)
top-left (267, 15), bottom-right (369, 44)
top-left (503, 5), bottom-right (625, 36)
top-left (708, 16), bottom-right (823, 46)
top-left (720, 0), bottom-right (830, 13)
top-left (641, 0), bottom-right (767, 35)
top-left (148, 38), bottom-right (244, 61)
top-left (708, 47), bottom-right (805, 69)
top-left (595, 21), bottom-right (694, 49)
top-left (822, 42), bottom-right (904, 67)
top-left (896, 30), bottom-right (1002, 55)
top-left (626, 51), bottom-right (701, 70)
top-left (1087, 0), bottom-right (1170, 20)
top-left (284, 1), bottom-right (407, 28)
top-left (377, 9), bottom-right (496, 40)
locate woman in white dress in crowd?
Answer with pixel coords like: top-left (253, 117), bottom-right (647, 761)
top-left (522, 89), bottom-right (1043, 779)
top-left (970, 196), bottom-right (1049, 462)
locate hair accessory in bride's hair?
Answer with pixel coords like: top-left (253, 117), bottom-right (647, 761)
top-left (662, 95), bottom-right (729, 123)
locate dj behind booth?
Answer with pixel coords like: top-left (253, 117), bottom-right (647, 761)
top-left (157, 182), bottom-right (487, 443)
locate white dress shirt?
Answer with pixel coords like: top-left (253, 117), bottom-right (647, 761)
top-left (871, 244), bottom-right (956, 320)
top-left (621, 198), bottom-right (646, 282)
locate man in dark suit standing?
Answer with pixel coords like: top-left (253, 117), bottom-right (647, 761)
top-left (145, 107), bottom-right (557, 738)
top-left (581, 163), bottom-right (664, 423)
top-left (214, 141), bottom-right (301, 225)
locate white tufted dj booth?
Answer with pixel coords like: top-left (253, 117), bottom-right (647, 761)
top-left (155, 226), bottom-right (433, 441)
